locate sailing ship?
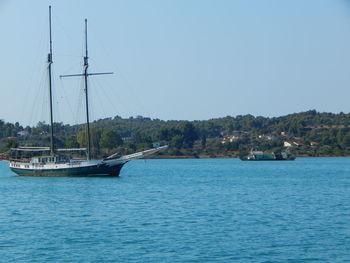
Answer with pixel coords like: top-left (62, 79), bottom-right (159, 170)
top-left (8, 6), bottom-right (166, 176)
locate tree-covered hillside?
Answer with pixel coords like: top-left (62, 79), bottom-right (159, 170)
top-left (2, 110), bottom-right (350, 158)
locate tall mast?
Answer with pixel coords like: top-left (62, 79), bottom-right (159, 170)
top-left (84, 19), bottom-right (91, 160)
top-left (60, 19), bottom-right (113, 161)
top-left (48, 5), bottom-right (55, 156)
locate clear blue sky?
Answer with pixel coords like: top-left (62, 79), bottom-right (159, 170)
top-left (1, 0), bottom-right (350, 126)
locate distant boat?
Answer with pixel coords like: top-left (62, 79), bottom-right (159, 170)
top-left (7, 6), bottom-right (166, 176)
top-left (240, 150), bottom-right (295, 161)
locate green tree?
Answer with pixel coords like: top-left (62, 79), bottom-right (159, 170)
top-left (170, 135), bottom-right (183, 149)
top-left (201, 135), bottom-right (207, 149)
top-left (5, 138), bottom-right (17, 150)
top-left (100, 130), bottom-right (123, 149)
top-left (77, 128), bottom-right (102, 157)
top-left (77, 130), bottom-right (87, 148)
top-left (65, 135), bottom-right (79, 148)
top-left (182, 122), bottom-right (198, 148)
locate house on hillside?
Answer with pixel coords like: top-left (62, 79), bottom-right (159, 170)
top-left (284, 141), bottom-right (301, 147)
top-left (284, 141), bottom-right (293, 147)
top-left (221, 135), bottom-right (240, 144)
top-left (152, 142), bottom-right (161, 148)
top-left (17, 131), bottom-right (29, 137)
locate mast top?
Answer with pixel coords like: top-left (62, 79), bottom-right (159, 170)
top-left (48, 5), bottom-right (53, 63)
top-left (84, 18), bottom-right (88, 68)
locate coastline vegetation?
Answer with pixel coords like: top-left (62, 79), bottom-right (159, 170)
top-left (2, 110), bottom-right (350, 158)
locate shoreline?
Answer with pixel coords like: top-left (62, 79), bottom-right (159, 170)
top-left (2, 155), bottom-right (350, 163)
top-left (144, 155), bottom-right (350, 159)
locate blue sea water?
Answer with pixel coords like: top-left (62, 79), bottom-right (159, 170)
top-left (0, 158), bottom-right (349, 262)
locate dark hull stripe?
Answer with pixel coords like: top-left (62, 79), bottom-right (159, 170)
top-left (10, 162), bottom-right (126, 177)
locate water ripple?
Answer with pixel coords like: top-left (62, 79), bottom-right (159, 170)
top-left (0, 158), bottom-right (349, 262)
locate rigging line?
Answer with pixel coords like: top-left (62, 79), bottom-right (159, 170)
top-left (59, 60), bottom-right (83, 76)
top-left (59, 77), bottom-right (75, 118)
top-left (78, 78), bottom-right (86, 125)
top-left (118, 70), bottom-right (148, 116)
top-left (93, 77), bottom-right (123, 117)
top-left (99, 52), bottom-right (147, 116)
top-left (71, 33), bottom-right (86, 125)
top-left (25, 12), bottom-right (50, 129)
top-left (52, 73), bottom-right (62, 126)
top-left (80, 26), bottom-right (85, 63)
top-left (40, 71), bottom-right (49, 127)
top-left (26, 75), bottom-right (40, 127)
top-left (73, 79), bottom-right (81, 125)
top-left (28, 65), bottom-right (47, 127)
top-left (90, 78), bottom-right (109, 120)
top-left (87, 78), bottom-right (97, 124)
top-left (32, 77), bottom-right (45, 133)
top-left (20, 41), bottom-right (47, 126)
top-left (54, 53), bottom-right (82, 58)
top-left (52, 12), bottom-right (76, 48)
top-left (93, 77), bottom-right (115, 118)
top-left (82, 25), bottom-right (147, 117)
top-left (22, 63), bottom-right (45, 124)
top-left (74, 77), bottom-right (85, 125)
top-left (108, 65), bottom-right (146, 117)
top-left (40, 61), bottom-right (50, 124)
top-left (86, 78), bottom-right (93, 123)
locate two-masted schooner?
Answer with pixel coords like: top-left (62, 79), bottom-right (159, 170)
top-left (8, 6), bottom-right (166, 176)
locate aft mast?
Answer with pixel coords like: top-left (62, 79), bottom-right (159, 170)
top-left (48, 5), bottom-right (55, 156)
top-left (83, 19), bottom-right (91, 160)
top-left (60, 19), bottom-right (113, 161)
